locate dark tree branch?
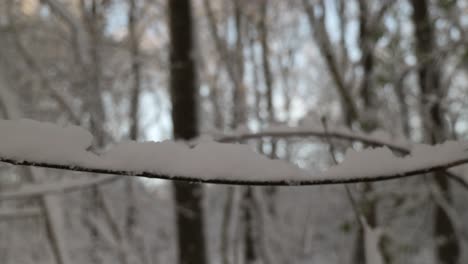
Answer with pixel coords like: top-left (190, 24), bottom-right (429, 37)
top-left (1, 156), bottom-right (467, 186)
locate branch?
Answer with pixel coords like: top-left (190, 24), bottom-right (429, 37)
top-left (1, 120), bottom-right (468, 187)
top-left (0, 207), bottom-right (41, 219)
top-left (218, 127), bottom-right (410, 153)
top-left (218, 128), bottom-right (468, 190)
top-left (0, 175), bottom-right (119, 201)
top-left (1, 155), bottom-right (468, 186)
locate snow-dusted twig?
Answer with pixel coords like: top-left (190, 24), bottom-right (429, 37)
top-left (218, 128), bottom-right (409, 153)
top-left (0, 207), bottom-right (41, 219)
top-left (0, 175), bottom-right (119, 201)
top-left (1, 155), bottom-right (468, 186)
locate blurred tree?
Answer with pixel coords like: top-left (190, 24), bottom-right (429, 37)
top-left (410, 0), bottom-right (459, 263)
top-left (168, 0), bottom-right (207, 264)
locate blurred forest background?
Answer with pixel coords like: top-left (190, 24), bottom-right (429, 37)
top-left (1, 0), bottom-right (468, 264)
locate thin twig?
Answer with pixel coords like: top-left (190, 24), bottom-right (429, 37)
top-left (321, 117), bottom-right (362, 226)
top-left (0, 207), bottom-right (41, 220)
top-left (218, 129), bottom-right (409, 153)
top-left (219, 129), bottom-right (468, 191)
top-left (0, 175), bottom-right (120, 200)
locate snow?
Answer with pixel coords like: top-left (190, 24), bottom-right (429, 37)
top-left (323, 142), bottom-right (468, 179)
top-left (102, 140), bottom-right (308, 181)
top-left (362, 218), bottom-right (384, 264)
top-left (0, 119), bottom-right (308, 182)
top-left (0, 119), bottom-right (468, 184)
top-left (0, 119), bottom-right (96, 165)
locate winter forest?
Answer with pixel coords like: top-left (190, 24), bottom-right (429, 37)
top-left (1, 0), bottom-right (468, 263)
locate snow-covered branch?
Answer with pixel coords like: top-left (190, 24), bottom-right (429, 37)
top-left (218, 125), bottom-right (468, 189)
top-left (2, 155), bottom-right (467, 185)
top-left (1, 119), bottom-right (468, 186)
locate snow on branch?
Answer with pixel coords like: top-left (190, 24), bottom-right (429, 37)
top-left (1, 119), bottom-right (468, 186)
top-left (217, 124), bottom-right (468, 189)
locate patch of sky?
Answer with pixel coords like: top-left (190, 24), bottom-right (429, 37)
top-left (142, 89), bottom-right (172, 142)
top-left (105, 1), bottom-right (128, 37)
top-left (39, 2), bottom-right (50, 17)
top-left (323, 0), bottom-right (360, 61)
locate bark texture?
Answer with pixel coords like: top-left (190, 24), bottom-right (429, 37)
top-left (168, 1), bottom-right (207, 264)
top-left (410, 1), bottom-right (459, 263)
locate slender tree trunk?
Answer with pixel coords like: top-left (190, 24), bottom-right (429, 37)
top-left (168, 1), bottom-right (207, 264)
top-left (395, 74), bottom-right (411, 137)
top-left (128, 0), bottom-right (141, 141)
top-left (352, 1), bottom-right (378, 263)
top-left (125, 1), bottom-right (146, 263)
top-left (303, 0), bottom-right (358, 126)
top-left (34, 173), bottom-right (72, 264)
top-left (243, 187), bottom-right (257, 264)
top-left (79, 2), bottom-right (109, 263)
top-left (232, 0), bottom-right (247, 128)
top-left (220, 187), bottom-right (236, 264)
top-left (202, 0), bottom-right (247, 128)
top-left (257, 1), bottom-right (278, 218)
top-left (409, 1), bottom-right (459, 263)
top-left (205, 2), bottom-right (257, 262)
top-left (81, 0), bottom-right (107, 145)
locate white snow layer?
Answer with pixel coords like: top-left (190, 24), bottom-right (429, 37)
top-left (323, 142), bottom-right (468, 179)
top-left (363, 218), bottom-right (384, 264)
top-left (1, 119), bottom-right (468, 182)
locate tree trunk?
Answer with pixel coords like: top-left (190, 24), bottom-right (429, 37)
top-left (80, 2), bottom-right (107, 263)
top-left (168, 1), bottom-right (207, 264)
top-left (409, 1), bottom-right (459, 263)
top-left (352, 1), bottom-right (378, 263)
top-left (125, 0), bottom-right (146, 263)
top-left (243, 187), bottom-right (257, 264)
